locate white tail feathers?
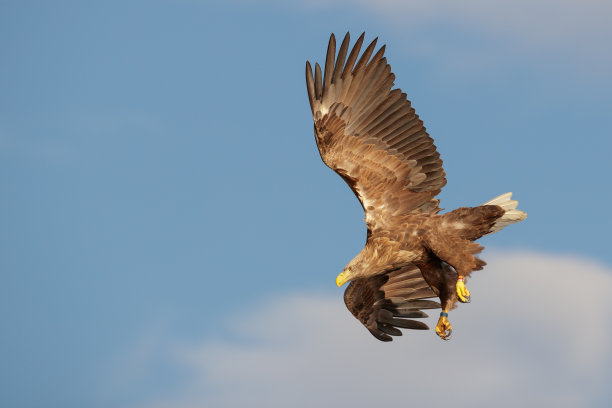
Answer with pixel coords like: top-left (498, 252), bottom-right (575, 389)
top-left (482, 192), bottom-right (527, 234)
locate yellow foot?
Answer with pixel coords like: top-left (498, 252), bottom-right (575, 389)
top-left (456, 278), bottom-right (471, 303)
top-left (435, 312), bottom-right (452, 341)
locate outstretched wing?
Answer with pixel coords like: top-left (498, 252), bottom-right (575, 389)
top-left (343, 265), bottom-right (440, 342)
top-left (306, 33), bottom-right (446, 231)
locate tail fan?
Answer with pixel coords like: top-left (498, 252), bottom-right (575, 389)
top-left (482, 192), bottom-right (527, 234)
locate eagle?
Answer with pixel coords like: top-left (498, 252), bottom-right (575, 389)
top-left (305, 33), bottom-right (527, 341)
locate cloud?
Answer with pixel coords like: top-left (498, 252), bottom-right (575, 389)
top-left (301, 0), bottom-right (612, 77)
top-left (304, 0), bottom-right (611, 46)
top-left (127, 251), bottom-right (612, 407)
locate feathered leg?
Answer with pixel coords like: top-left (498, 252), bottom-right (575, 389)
top-left (423, 230), bottom-right (485, 305)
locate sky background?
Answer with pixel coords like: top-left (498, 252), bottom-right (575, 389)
top-left (1, 0), bottom-right (611, 407)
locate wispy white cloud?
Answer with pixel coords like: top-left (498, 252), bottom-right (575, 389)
top-left (302, 0), bottom-right (612, 77)
top-left (123, 251), bottom-right (612, 408)
top-left (304, 0), bottom-right (612, 46)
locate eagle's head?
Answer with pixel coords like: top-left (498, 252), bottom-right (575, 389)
top-left (336, 255), bottom-right (365, 287)
top-left (336, 243), bottom-right (399, 287)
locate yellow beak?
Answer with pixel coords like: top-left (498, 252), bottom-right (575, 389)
top-left (336, 271), bottom-right (349, 287)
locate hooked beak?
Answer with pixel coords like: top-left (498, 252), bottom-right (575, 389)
top-left (336, 271), bottom-right (349, 287)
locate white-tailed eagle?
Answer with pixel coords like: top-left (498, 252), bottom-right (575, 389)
top-left (305, 33), bottom-right (526, 341)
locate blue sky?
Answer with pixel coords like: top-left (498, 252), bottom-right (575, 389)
top-left (1, 1), bottom-right (611, 407)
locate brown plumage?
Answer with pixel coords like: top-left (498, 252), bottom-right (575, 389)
top-left (306, 33), bottom-right (527, 341)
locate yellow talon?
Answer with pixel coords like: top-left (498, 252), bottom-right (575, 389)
top-left (435, 312), bottom-right (452, 340)
top-left (456, 278), bottom-right (471, 303)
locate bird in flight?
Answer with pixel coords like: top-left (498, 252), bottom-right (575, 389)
top-left (305, 33), bottom-right (526, 341)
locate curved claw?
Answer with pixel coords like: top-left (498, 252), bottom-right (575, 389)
top-left (438, 328), bottom-right (452, 341)
top-left (435, 315), bottom-right (453, 341)
top-left (460, 294), bottom-right (471, 303)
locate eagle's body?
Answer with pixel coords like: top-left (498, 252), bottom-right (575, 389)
top-left (305, 33), bottom-right (526, 341)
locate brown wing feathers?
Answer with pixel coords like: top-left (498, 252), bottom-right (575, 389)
top-left (344, 265), bottom-right (440, 342)
top-left (305, 33), bottom-right (447, 225)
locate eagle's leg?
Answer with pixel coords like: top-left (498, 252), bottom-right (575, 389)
top-left (435, 310), bottom-right (452, 340)
top-left (456, 276), bottom-right (471, 303)
top-left (422, 232), bottom-right (483, 304)
top-left (417, 260), bottom-right (457, 340)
